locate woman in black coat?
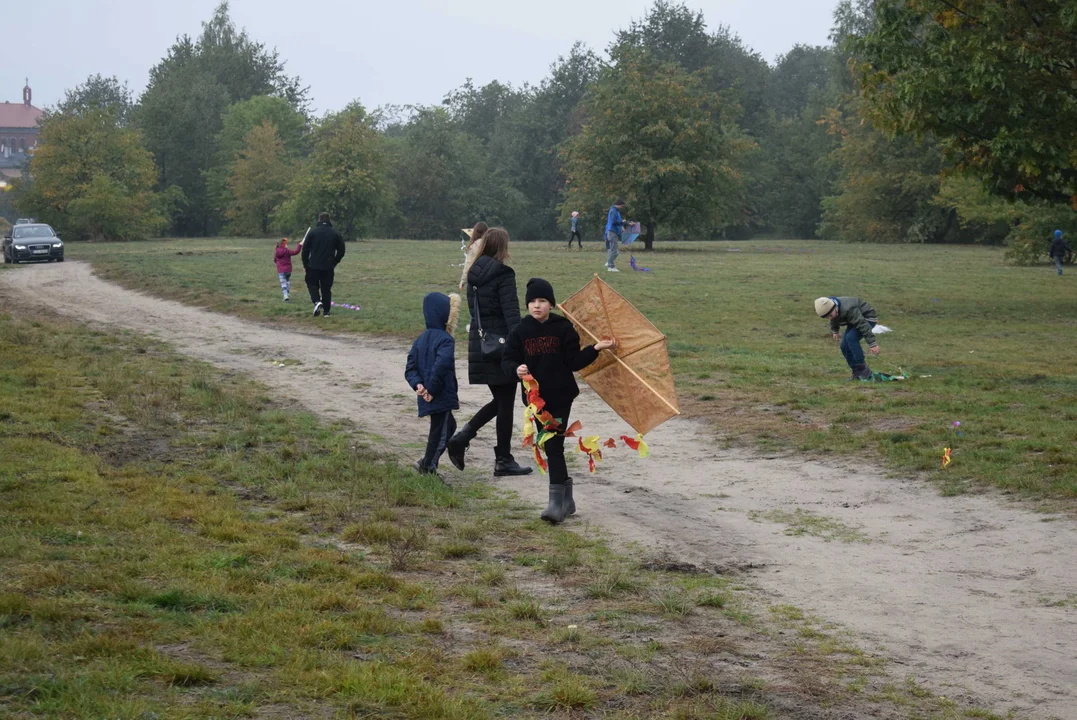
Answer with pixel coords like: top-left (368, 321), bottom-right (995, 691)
top-left (446, 227), bottom-right (532, 476)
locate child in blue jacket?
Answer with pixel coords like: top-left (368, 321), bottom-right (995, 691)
top-left (405, 293), bottom-right (461, 476)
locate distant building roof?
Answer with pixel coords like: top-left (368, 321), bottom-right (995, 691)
top-left (0, 101), bottom-right (42, 129)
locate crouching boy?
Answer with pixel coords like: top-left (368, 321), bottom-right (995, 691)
top-left (814, 296), bottom-right (880, 380)
top-left (405, 293), bottom-right (461, 477)
top-left (503, 278), bottom-right (616, 524)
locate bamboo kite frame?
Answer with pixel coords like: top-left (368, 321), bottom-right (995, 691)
top-left (557, 274), bottom-right (681, 417)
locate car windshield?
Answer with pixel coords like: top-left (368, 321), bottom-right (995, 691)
top-left (13, 226), bottom-right (56, 239)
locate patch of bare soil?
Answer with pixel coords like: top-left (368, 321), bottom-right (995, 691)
top-left (5, 262), bottom-right (1076, 719)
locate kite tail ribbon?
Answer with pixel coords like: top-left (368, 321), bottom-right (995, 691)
top-left (620, 434), bottom-right (651, 458)
top-left (577, 436), bottom-right (603, 474)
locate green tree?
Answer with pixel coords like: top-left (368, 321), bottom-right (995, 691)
top-left (19, 108), bottom-right (167, 241)
top-left (274, 103), bottom-right (391, 240)
top-left (935, 174), bottom-right (1072, 263)
top-left (138, 1), bottom-right (306, 236)
top-left (850, 0), bottom-right (1077, 204)
top-left (382, 107), bottom-right (525, 238)
top-left (817, 101), bottom-right (952, 243)
top-left (225, 121), bottom-right (291, 236)
top-left (754, 46), bottom-right (840, 238)
top-left (560, 51), bottom-right (749, 250)
top-left (55, 74), bottom-right (134, 125)
top-left (507, 44), bottom-right (601, 239)
top-left (613, 2), bottom-right (771, 137)
top-left (207, 95), bottom-right (308, 227)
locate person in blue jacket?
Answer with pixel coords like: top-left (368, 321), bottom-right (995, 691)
top-left (405, 292), bottom-right (461, 477)
top-left (604, 199), bottom-right (626, 272)
top-left (1049, 229), bottom-right (1071, 276)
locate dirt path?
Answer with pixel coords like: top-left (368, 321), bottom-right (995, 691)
top-left (5, 262), bottom-right (1075, 719)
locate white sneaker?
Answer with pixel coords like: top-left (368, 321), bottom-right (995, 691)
top-left (608, 267), bottom-right (620, 272)
top-left (313, 301), bottom-right (323, 317)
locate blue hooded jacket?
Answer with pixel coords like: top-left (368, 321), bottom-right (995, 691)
top-left (405, 293), bottom-right (460, 417)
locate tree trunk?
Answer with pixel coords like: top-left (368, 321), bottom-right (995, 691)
top-left (933, 208), bottom-right (957, 243)
top-left (643, 222), bottom-right (655, 251)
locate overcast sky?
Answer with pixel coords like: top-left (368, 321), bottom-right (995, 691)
top-left (5, 0), bottom-right (839, 116)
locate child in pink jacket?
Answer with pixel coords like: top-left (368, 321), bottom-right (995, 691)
top-left (273, 237), bottom-right (302, 301)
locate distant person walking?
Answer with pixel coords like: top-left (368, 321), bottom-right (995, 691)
top-left (447, 227), bottom-right (532, 477)
top-left (604, 199), bottom-right (626, 272)
top-left (302, 212), bottom-right (346, 317)
top-left (1049, 229), bottom-right (1071, 276)
top-left (273, 236), bottom-right (303, 301)
top-left (568, 211), bottom-right (582, 249)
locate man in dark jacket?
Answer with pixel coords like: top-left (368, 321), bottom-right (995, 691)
top-left (1049, 229), bottom-right (1071, 276)
top-left (502, 278), bottom-right (616, 524)
top-left (405, 292), bottom-right (460, 477)
top-left (814, 296), bottom-right (880, 380)
top-left (301, 212), bottom-right (346, 317)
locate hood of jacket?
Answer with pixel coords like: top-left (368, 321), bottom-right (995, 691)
top-left (422, 292), bottom-right (460, 333)
top-left (467, 255), bottom-right (510, 289)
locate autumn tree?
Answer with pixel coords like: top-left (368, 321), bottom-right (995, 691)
top-left (850, 0), bottom-right (1077, 205)
top-left (225, 121), bottom-right (291, 236)
top-left (274, 103), bottom-right (391, 240)
top-left (560, 51), bottom-right (749, 250)
top-left (19, 108), bottom-right (168, 241)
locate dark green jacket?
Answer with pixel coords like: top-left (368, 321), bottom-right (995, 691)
top-left (830, 297), bottom-right (878, 347)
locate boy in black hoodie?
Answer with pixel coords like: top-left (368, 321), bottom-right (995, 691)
top-left (502, 278), bottom-right (617, 524)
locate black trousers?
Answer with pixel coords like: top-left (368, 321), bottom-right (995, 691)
top-left (305, 268), bottom-right (335, 307)
top-left (466, 383), bottom-right (516, 458)
top-left (568, 231), bottom-right (582, 248)
top-left (540, 402), bottom-right (572, 485)
top-left (420, 411), bottom-right (456, 471)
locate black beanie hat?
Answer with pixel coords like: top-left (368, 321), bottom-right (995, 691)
top-left (525, 278), bottom-right (556, 307)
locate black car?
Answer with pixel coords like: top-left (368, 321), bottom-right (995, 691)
top-left (3, 223), bottom-right (64, 264)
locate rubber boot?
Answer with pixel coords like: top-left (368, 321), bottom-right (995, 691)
top-left (540, 483), bottom-right (568, 524)
top-left (853, 364), bottom-right (873, 381)
top-left (564, 476), bottom-right (576, 516)
top-left (446, 422), bottom-right (476, 471)
top-left (494, 451), bottom-right (533, 477)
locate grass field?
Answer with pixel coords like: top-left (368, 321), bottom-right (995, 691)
top-left (67, 237), bottom-right (1077, 501)
top-left (0, 310), bottom-right (1001, 719)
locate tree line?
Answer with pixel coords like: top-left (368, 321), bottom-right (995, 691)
top-left (6, 0), bottom-right (1074, 260)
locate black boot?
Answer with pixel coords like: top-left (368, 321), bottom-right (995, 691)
top-left (564, 476), bottom-right (576, 516)
top-left (852, 364), bottom-right (873, 381)
top-left (446, 423), bottom-right (476, 471)
top-left (540, 483), bottom-right (568, 524)
top-left (494, 452), bottom-right (533, 477)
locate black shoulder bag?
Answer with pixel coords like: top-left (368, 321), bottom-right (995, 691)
top-left (472, 286), bottom-right (507, 360)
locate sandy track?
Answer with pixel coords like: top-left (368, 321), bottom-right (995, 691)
top-left (5, 262), bottom-right (1075, 719)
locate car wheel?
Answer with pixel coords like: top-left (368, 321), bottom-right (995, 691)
top-left (58, 257), bottom-right (64, 263)
top-left (3, 254), bottom-right (9, 264)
